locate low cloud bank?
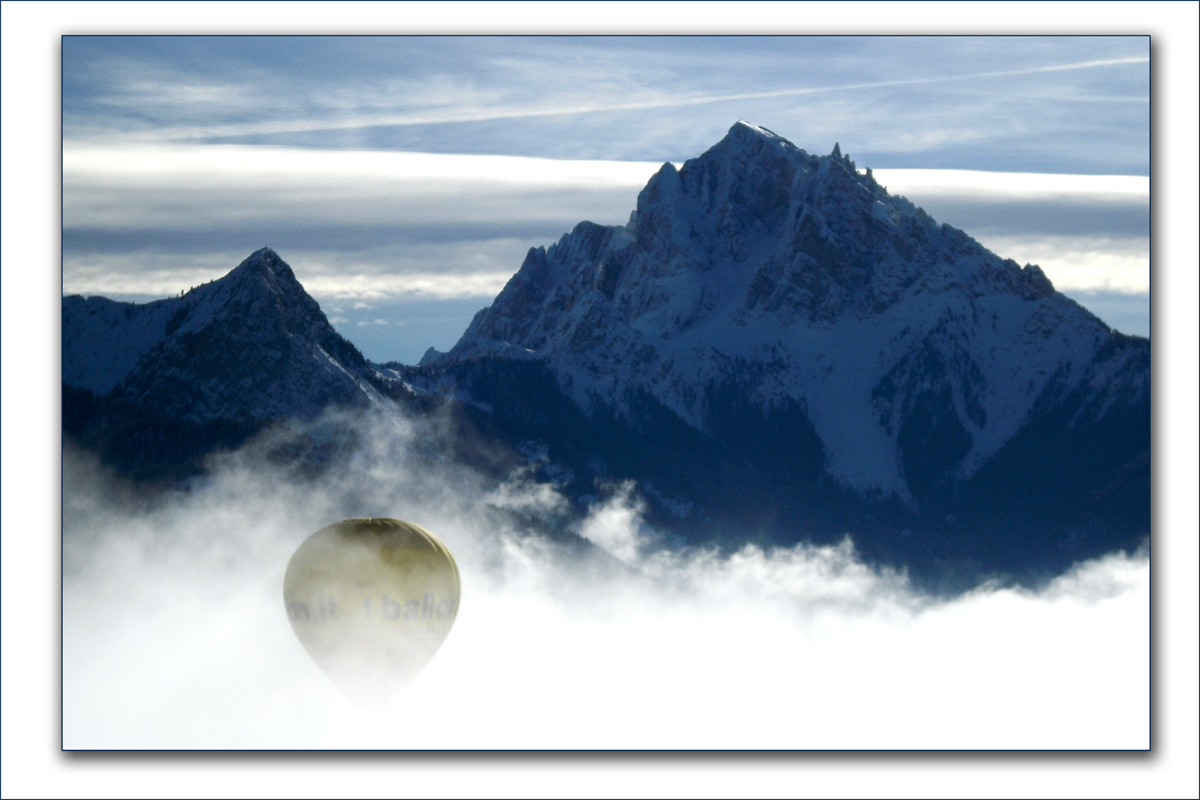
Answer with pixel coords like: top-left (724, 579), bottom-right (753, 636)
top-left (62, 409), bottom-right (1148, 750)
top-left (874, 169), bottom-right (1148, 297)
top-left (63, 148), bottom-right (1149, 302)
top-left (60, 150), bottom-right (1150, 361)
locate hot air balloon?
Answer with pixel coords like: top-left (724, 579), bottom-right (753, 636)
top-left (283, 518), bottom-right (460, 702)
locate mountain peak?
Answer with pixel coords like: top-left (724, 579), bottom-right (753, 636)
top-left (241, 245), bottom-right (280, 266)
top-left (230, 246), bottom-right (293, 281)
top-left (58, 123), bottom-right (1148, 581)
top-left (730, 119), bottom-right (785, 141)
top-left (64, 248), bottom-right (389, 477)
top-left (445, 122), bottom-right (1132, 503)
top-left (706, 120), bottom-right (801, 162)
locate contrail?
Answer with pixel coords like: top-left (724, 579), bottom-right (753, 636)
top-left (76, 55), bottom-right (1149, 145)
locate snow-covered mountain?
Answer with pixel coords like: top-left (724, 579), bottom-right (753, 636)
top-left (63, 248), bottom-right (401, 476)
top-left (61, 125), bottom-right (1148, 577)
top-left (412, 122), bottom-right (1148, 572)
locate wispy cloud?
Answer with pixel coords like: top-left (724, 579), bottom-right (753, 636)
top-left (62, 36), bottom-right (1148, 175)
top-left (74, 55), bottom-right (1150, 146)
top-left (303, 270), bottom-right (513, 302)
top-left (61, 243), bottom-right (525, 302)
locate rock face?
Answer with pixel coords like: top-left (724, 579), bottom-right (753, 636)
top-left (415, 122), bottom-right (1148, 576)
top-left (63, 248), bottom-right (400, 477)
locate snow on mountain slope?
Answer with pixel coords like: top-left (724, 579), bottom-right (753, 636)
top-left (64, 248), bottom-right (394, 425)
top-left (442, 121), bottom-right (1138, 503)
top-left (62, 295), bottom-right (178, 394)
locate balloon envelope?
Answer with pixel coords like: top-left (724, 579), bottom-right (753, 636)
top-left (283, 518), bottom-right (460, 701)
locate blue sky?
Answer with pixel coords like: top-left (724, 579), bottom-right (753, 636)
top-left (61, 35), bottom-right (1150, 362)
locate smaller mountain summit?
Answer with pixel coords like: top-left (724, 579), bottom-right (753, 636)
top-left (105, 248), bottom-right (383, 424)
top-left (63, 248), bottom-right (395, 477)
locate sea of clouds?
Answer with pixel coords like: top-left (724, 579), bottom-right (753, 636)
top-left (61, 407), bottom-right (1148, 750)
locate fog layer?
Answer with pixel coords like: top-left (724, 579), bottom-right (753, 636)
top-left (62, 410), bottom-right (1148, 750)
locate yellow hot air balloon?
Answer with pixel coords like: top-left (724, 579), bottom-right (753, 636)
top-left (283, 518), bottom-right (460, 702)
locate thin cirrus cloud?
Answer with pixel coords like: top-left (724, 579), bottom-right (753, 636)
top-left (62, 36), bottom-right (1148, 172)
top-left (76, 54), bottom-right (1148, 146)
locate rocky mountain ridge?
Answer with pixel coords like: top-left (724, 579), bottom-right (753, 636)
top-left (63, 248), bottom-right (407, 477)
top-left (427, 122), bottom-right (1146, 514)
top-left (62, 124), bottom-right (1149, 579)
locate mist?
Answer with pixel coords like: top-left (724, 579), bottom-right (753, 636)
top-left (62, 408), bottom-right (1148, 750)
